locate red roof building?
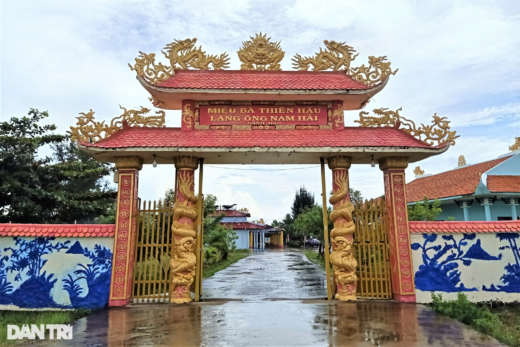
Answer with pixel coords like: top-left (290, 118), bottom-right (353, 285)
top-left (407, 152), bottom-right (520, 222)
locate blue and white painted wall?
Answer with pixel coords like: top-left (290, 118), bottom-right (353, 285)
top-left (0, 235), bottom-right (114, 310)
top-left (411, 232), bottom-right (520, 303)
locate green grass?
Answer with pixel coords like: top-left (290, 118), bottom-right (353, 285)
top-left (203, 249), bottom-right (250, 279)
top-left (429, 293), bottom-right (520, 347)
top-left (0, 309), bottom-right (90, 345)
top-left (303, 250), bottom-right (326, 270)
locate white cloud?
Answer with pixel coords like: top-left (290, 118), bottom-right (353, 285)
top-left (446, 102), bottom-right (520, 127)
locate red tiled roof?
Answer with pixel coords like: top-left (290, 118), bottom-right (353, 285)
top-left (487, 175), bottom-right (520, 193)
top-left (154, 69), bottom-right (372, 90)
top-left (0, 224), bottom-right (116, 238)
top-left (406, 157), bottom-right (511, 203)
top-left (223, 222), bottom-right (269, 230)
top-left (84, 127), bottom-right (436, 149)
top-left (409, 221), bottom-right (520, 233)
top-left (216, 209), bottom-right (251, 217)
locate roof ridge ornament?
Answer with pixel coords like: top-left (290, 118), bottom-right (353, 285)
top-left (509, 136), bottom-right (520, 151)
top-left (292, 40), bottom-right (398, 86)
top-left (129, 38), bottom-right (230, 84)
top-left (458, 155), bottom-right (467, 166)
top-left (413, 166), bottom-right (425, 175)
top-left (237, 33), bottom-right (285, 71)
top-left (68, 106), bottom-right (166, 143)
top-left (355, 107), bottom-right (459, 146)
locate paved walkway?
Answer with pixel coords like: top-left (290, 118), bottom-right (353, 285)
top-left (202, 249), bottom-right (327, 299)
top-left (23, 301), bottom-right (504, 346)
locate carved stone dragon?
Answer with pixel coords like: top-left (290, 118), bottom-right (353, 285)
top-left (162, 38), bottom-right (230, 70)
top-left (292, 40), bottom-right (358, 72)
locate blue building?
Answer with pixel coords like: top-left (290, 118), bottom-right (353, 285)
top-left (407, 148), bottom-right (520, 221)
top-left (217, 207), bottom-right (281, 249)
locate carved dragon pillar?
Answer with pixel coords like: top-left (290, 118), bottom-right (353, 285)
top-left (170, 156), bottom-right (199, 304)
top-left (379, 157), bottom-right (416, 302)
top-left (109, 156), bottom-right (143, 307)
top-left (327, 156), bottom-right (357, 301)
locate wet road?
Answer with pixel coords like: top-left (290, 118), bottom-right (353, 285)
top-left (202, 249), bottom-right (327, 299)
top-left (22, 301), bottom-right (504, 346)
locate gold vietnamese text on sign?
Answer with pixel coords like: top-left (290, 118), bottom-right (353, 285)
top-left (238, 33), bottom-right (285, 71)
top-left (355, 107), bottom-right (459, 146)
top-left (129, 38), bottom-right (230, 84)
top-left (458, 155), bottom-right (467, 166)
top-left (413, 166), bottom-right (424, 175)
top-left (292, 40), bottom-right (398, 86)
top-left (68, 106), bottom-right (166, 143)
top-left (510, 137), bottom-right (520, 151)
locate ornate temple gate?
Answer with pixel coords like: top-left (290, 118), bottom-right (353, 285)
top-left (131, 195), bottom-right (205, 303)
top-left (352, 199), bottom-right (392, 299)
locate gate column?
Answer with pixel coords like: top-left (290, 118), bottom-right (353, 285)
top-left (379, 156), bottom-right (416, 302)
top-left (109, 156), bottom-right (143, 307)
top-left (327, 156), bottom-right (357, 301)
top-left (171, 156), bottom-right (199, 304)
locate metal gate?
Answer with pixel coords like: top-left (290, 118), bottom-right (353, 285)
top-left (352, 198), bottom-right (392, 299)
top-left (131, 198), bottom-right (204, 303)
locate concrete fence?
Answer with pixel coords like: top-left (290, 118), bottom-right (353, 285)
top-left (0, 224), bottom-right (115, 310)
top-left (409, 220), bottom-right (520, 303)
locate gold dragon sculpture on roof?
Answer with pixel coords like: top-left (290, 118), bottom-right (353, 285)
top-left (355, 107), bottom-right (459, 146)
top-left (68, 106), bottom-right (166, 143)
top-left (510, 137), bottom-right (520, 151)
top-left (129, 38), bottom-right (230, 84)
top-left (237, 32), bottom-right (285, 71)
top-left (292, 40), bottom-right (398, 86)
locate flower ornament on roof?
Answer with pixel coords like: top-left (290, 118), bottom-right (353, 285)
top-left (292, 40), bottom-right (398, 86)
top-left (68, 106), bottom-right (166, 143)
top-left (509, 136), bottom-right (520, 151)
top-left (237, 33), bottom-right (285, 71)
top-left (129, 38), bottom-right (230, 84)
top-left (413, 166), bottom-right (425, 175)
top-left (458, 155), bottom-right (467, 166)
top-left (355, 107), bottom-right (459, 146)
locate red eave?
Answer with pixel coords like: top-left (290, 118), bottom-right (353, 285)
top-left (154, 69), bottom-right (373, 91)
top-left (83, 127), bottom-right (438, 150)
top-left (409, 221), bottom-right (520, 233)
top-left (216, 210), bottom-right (251, 217)
top-left (223, 222), bottom-right (268, 230)
top-left (406, 157), bottom-right (511, 203)
top-left (487, 175), bottom-right (520, 193)
top-left (0, 224), bottom-right (116, 238)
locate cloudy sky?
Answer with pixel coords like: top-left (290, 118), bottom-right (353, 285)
top-left (2, 0), bottom-right (519, 223)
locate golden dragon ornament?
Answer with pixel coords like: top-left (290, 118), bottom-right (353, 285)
top-left (237, 33), bottom-right (285, 71)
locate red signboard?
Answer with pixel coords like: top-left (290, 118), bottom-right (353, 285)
top-left (199, 105), bottom-right (328, 126)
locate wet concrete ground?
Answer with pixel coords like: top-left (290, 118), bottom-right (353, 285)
top-left (22, 301), bottom-right (504, 346)
top-left (18, 249), bottom-right (504, 346)
top-left (203, 249), bottom-right (327, 300)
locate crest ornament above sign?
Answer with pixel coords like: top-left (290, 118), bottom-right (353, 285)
top-left (237, 32), bottom-right (285, 71)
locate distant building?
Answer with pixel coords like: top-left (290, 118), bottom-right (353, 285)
top-left (406, 149), bottom-right (520, 221)
top-left (217, 207), bottom-right (283, 249)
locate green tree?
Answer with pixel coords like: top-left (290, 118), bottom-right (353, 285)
top-left (408, 196), bottom-right (443, 221)
top-left (202, 194), bottom-right (237, 261)
top-left (0, 109), bottom-right (116, 223)
top-left (349, 188), bottom-right (363, 204)
top-left (291, 185), bottom-right (315, 220)
top-left (293, 205), bottom-right (333, 255)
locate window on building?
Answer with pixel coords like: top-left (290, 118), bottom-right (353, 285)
top-left (498, 217), bottom-right (513, 221)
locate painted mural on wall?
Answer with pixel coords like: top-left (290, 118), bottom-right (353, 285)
top-left (411, 232), bottom-right (520, 301)
top-left (0, 236), bottom-right (113, 310)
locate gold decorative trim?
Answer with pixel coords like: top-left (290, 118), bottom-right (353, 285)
top-left (238, 33), bottom-right (284, 71)
top-left (129, 38), bottom-right (229, 84)
top-left (115, 156), bottom-right (144, 170)
top-left (327, 156), bottom-right (352, 170)
top-left (355, 107), bottom-right (459, 146)
top-left (68, 106), bottom-right (165, 143)
top-left (509, 137), bottom-right (520, 151)
top-left (413, 166), bottom-right (424, 175)
top-left (379, 157), bottom-right (409, 171)
top-left (174, 156), bottom-right (199, 170)
top-left (332, 104), bottom-right (344, 128)
top-left (292, 40), bottom-right (397, 86)
top-left (319, 124), bottom-right (333, 130)
top-left (458, 155), bottom-right (466, 166)
top-left (182, 104), bottom-right (195, 129)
